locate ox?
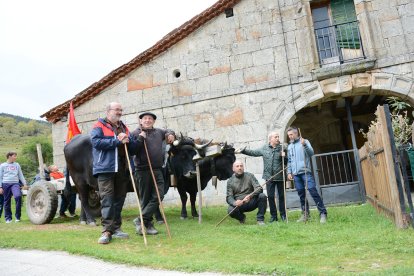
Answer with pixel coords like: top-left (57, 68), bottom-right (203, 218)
top-left (63, 134), bottom-right (101, 224)
top-left (168, 136), bottom-right (236, 219)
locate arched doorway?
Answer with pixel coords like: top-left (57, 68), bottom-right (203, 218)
top-left (285, 93), bottom-right (413, 206)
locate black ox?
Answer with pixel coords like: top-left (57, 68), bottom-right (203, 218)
top-left (63, 134), bottom-right (235, 223)
top-left (63, 134), bottom-right (102, 224)
top-left (168, 136), bottom-right (236, 219)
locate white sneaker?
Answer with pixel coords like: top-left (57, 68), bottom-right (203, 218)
top-left (5, 220), bottom-right (12, 224)
top-left (15, 219), bottom-right (21, 223)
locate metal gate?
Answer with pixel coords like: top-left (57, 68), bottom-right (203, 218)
top-left (311, 149), bottom-right (365, 205)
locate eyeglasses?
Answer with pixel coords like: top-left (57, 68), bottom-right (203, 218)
top-left (109, 108), bottom-right (123, 112)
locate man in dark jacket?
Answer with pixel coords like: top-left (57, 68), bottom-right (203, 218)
top-left (237, 131), bottom-right (287, 222)
top-left (226, 160), bottom-right (267, 225)
top-left (91, 102), bottom-right (137, 244)
top-left (132, 111), bottom-right (175, 235)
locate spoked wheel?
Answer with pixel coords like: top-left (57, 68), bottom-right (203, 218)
top-left (26, 181), bottom-right (58, 224)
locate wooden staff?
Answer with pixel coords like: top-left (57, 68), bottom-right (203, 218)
top-left (124, 144), bottom-right (148, 247)
top-left (281, 141), bottom-right (288, 223)
top-left (298, 128), bottom-right (309, 223)
top-left (143, 139), bottom-right (172, 239)
top-left (215, 169), bottom-right (284, 227)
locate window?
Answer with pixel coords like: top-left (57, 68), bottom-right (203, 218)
top-left (311, 0), bottom-right (365, 66)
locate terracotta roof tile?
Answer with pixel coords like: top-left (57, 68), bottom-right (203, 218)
top-left (42, 0), bottom-right (241, 123)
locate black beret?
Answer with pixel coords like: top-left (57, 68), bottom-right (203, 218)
top-left (139, 112), bottom-right (157, 120)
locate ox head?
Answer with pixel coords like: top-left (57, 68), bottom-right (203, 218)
top-left (169, 134), bottom-right (211, 179)
top-left (212, 142), bottom-right (236, 181)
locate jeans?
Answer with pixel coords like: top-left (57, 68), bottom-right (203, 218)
top-left (266, 180), bottom-right (286, 220)
top-left (228, 193), bottom-right (267, 222)
top-left (3, 183), bottom-right (22, 221)
top-left (59, 192), bottom-right (77, 215)
top-left (293, 173), bottom-right (327, 215)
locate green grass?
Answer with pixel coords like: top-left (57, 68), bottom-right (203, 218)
top-left (0, 203), bottom-right (413, 275)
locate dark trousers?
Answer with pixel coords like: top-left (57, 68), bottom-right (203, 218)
top-left (135, 169), bottom-right (164, 225)
top-left (3, 183), bottom-right (22, 221)
top-left (266, 180), bottom-right (286, 220)
top-left (228, 193), bottom-right (267, 222)
top-left (0, 194), bottom-right (3, 218)
top-left (59, 192), bottom-right (77, 215)
top-left (294, 173), bottom-right (327, 215)
top-left (97, 171), bottom-right (129, 233)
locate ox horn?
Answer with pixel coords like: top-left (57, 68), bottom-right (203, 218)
top-left (173, 132), bottom-right (185, 146)
top-left (195, 139), bottom-right (212, 150)
top-left (221, 142), bottom-right (228, 150)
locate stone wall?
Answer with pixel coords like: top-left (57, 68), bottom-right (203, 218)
top-left (51, 0), bottom-right (414, 207)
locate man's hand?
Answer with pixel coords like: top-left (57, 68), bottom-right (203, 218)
top-left (234, 146), bottom-right (246, 154)
top-left (0, 187), bottom-right (3, 195)
top-left (117, 133), bottom-right (129, 144)
top-left (243, 195), bottom-right (251, 203)
top-left (281, 151), bottom-right (286, 157)
top-left (139, 131), bottom-right (147, 139)
top-left (287, 173), bottom-right (293, 181)
top-left (234, 199), bottom-right (244, 207)
top-left (167, 134), bottom-right (175, 144)
top-left (300, 137), bottom-right (305, 145)
top-left (21, 185), bottom-right (29, 190)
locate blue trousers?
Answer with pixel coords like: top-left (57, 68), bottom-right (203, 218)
top-left (3, 183), bottom-right (22, 221)
top-left (0, 194), bottom-right (4, 217)
top-left (293, 173), bottom-right (327, 215)
top-left (60, 193), bottom-right (77, 215)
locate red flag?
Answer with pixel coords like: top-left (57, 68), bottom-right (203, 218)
top-left (66, 101), bottom-right (81, 144)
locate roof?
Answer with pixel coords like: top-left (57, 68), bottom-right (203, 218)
top-left (42, 0), bottom-right (241, 123)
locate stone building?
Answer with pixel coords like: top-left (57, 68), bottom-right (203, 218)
top-left (43, 0), bottom-right (414, 207)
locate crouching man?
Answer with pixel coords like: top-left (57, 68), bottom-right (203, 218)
top-left (226, 160), bottom-right (267, 225)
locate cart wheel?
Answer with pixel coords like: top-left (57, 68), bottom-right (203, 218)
top-left (26, 181), bottom-right (58, 224)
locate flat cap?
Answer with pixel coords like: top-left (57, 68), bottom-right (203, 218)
top-left (139, 112), bottom-right (157, 120)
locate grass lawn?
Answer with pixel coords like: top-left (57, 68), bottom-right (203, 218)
top-left (0, 203), bottom-right (413, 275)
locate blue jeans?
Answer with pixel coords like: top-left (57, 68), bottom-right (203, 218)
top-left (60, 193), bottom-right (77, 215)
top-left (294, 173), bottom-right (327, 215)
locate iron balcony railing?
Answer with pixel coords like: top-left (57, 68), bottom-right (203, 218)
top-left (314, 20), bottom-right (366, 66)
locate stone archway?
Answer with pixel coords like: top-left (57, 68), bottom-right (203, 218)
top-left (268, 72), bottom-right (414, 207)
top-left (270, 72), bottom-right (414, 137)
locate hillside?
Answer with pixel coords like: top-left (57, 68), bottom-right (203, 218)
top-left (0, 114), bottom-right (52, 178)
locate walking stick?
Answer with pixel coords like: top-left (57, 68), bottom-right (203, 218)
top-left (124, 144), bottom-right (148, 247)
top-left (298, 128), bottom-right (309, 223)
top-left (215, 169), bottom-right (284, 227)
top-left (281, 141), bottom-right (288, 223)
top-left (143, 139), bottom-right (172, 239)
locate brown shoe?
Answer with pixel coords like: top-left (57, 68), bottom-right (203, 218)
top-left (98, 231), bottom-right (112, 244)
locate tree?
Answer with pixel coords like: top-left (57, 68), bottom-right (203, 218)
top-left (20, 136), bottom-right (53, 179)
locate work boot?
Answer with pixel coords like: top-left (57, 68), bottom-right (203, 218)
top-left (269, 217), bottom-right (278, 223)
top-left (98, 231), bottom-right (112, 244)
top-left (146, 222), bottom-right (159, 235)
top-left (239, 214), bottom-right (246, 224)
top-left (257, 220), bottom-right (266, 226)
top-left (113, 229), bottom-right (129, 239)
top-left (296, 213), bottom-right (310, 222)
top-left (320, 213), bottom-right (327, 224)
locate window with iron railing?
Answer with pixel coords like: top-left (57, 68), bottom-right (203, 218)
top-left (311, 0), bottom-right (366, 66)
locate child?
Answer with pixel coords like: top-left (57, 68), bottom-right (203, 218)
top-left (0, 152), bottom-right (27, 223)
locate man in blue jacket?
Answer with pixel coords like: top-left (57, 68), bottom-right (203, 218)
top-left (91, 102), bottom-right (137, 244)
top-left (287, 126), bottom-right (327, 223)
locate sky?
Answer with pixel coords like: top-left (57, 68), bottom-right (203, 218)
top-left (0, 0), bottom-right (217, 120)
